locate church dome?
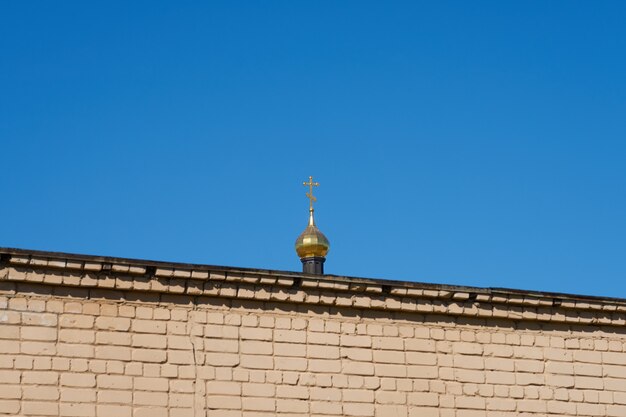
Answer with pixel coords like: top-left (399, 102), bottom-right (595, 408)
top-left (295, 220), bottom-right (330, 258)
top-left (296, 176), bottom-right (330, 274)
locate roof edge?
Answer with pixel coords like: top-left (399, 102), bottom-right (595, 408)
top-left (1, 246), bottom-right (624, 306)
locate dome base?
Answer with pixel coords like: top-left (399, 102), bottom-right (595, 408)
top-left (301, 256), bottom-right (326, 275)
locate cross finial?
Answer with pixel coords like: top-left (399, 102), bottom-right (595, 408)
top-left (303, 175), bottom-right (319, 214)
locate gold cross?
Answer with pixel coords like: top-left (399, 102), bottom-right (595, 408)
top-left (303, 176), bottom-right (319, 211)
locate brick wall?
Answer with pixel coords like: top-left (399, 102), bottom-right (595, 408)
top-left (1, 251), bottom-right (626, 416)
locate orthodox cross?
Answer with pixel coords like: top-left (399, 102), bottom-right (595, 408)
top-left (303, 176), bottom-right (319, 211)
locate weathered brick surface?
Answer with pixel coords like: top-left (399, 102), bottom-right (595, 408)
top-left (1, 251), bottom-right (626, 416)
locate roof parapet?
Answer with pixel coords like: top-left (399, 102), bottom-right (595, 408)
top-left (1, 247), bottom-right (625, 327)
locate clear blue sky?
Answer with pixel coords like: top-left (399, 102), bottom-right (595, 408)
top-left (1, 2), bottom-right (625, 298)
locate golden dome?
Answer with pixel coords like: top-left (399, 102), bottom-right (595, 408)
top-left (296, 175), bottom-right (330, 260)
top-left (295, 212), bottom-right (330, 258)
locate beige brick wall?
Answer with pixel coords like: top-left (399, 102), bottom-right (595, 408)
top-left (1, 254), bottom-right (626, 416)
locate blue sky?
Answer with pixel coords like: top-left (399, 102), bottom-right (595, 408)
top-left (1, 2), bottom-right (625, 297)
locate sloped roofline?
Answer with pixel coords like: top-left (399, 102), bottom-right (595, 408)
top-left (1, 246), bottom-right (624, 305)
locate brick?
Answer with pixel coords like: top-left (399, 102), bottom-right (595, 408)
top-left (604, 352), bottom-right (626, 365)
top-left (57, 343), bottom-right (93, 358)
top-left (206, 396), bottom-right (241, 409)
top-left (203, 338), bottom-right (237, 353)
top-left (574, 362), bottom-right (602, 376)
top-left (168, 350), bottom-right (195, 364)
top-left (313, 401), bottom-right (344, 415)
top-left (546, 374), bottom-right (575, 388)
top-left (344, 361), bottom-right (375, 376)
top-left (168, 335), bottom-right (194, 350)
top-left (484, 357), bottom-right (514, 372)
top-left (94, 317), bottom-right (130, 331)
top-left (309, 358), bottom-right (342, 373)
top-left (97, 389), bottom-right (133, 404)
top-left (22, 385), bottom-right (59, 401)
top-left (0, 370), bottom-right (20, 384)
top-left (21, 341), bottom-right (56, 355)
top-left (15, 355), bottom-right (34, 369)
top-left (240, 354), bottom-right (273, 369)
top-left (132, 334), bottom-right (167, 349)
top-left (575, 375), bottom-right (603, 389)
top-left (342, 335), bottom-right (372, 348)
top-left (134, 377), bottom-right (169, 392)
top-left (133, 407), bottom-right (168, 417)
top-left (486, 371), bottom-right (515, 385)
top-left (275, 342), bottom-right (306, 357)
top-left (242, 383), bottom-right (275, 397)
top-left (59, 329), bottom-right (95, 344)
top-left (33, 357), bottom-right (52, 370)
top-left (95, 331), bottom-right (131, 346)
top-left (207, 381), bottom-right (241, 395)
top-left (408, 392), bottom-right (439, 406)
top-left (376, 390), bottom-right (406, 405)
top-left (97, 375), bottom-right (132, 390)
top-left (343, 402), bottom-right (375, 416)
top-left (605, 365), bottom-right (626, 378)
top-left (578, 403), bottom-right (606, 416)
top-left (308, 331), bottom-right (339, 345)
top-left (132, 349), bottom-right (167, 363)
top-left (454, 369), bottom-right (485, 383)
top-left (95, 346), bottom-right (131, 361)
top-left (0, 356), bottom-right (13, 368)
top-left (96, 404), bottom-right (132, 417)
top-left (344, 389), bottom-right (374, 403)
top-left (0, 385), bottom-right (21, 399)
top-left (0, 312), bottom-right (20, 325)
top-left (60, 388), bottom-right (96, 403)
top-left (205, 352), bottom-right (240, 367)
top-left (371, 336), bottom-right (402, 349)
top-left (0, 340), bottom-right (20, 354)
top-left (574, 350), bottom-right (602, 364)
top-left (454, 355), bottom-right (484, 370)
top-left (486, 398), bottom-right (516, 411)
top-left (133, 391), bottom-right (168, 407)
top-left (456, 396), bottom-right (485, 409)
top-left (308, 345), bottom-right (340, 359)
top-left (373, 350), bottom-right (405, 364)
top-left (21, 326), bottom-right (57, 341)
top-left (131, 319), bottom-right (166, 334)
top-left (277, 385), bottom-right (309, 399)
top-left (240, 340), bottom-right (272, 355)
top-left (60, 373), bottom-right (96, 388)
top-left (274, 329), bottom-right (306, 343)
top-left (242, 397), bottom-right (275, 411)
top-left (169, 392), bottom-right (193, 408)
top-left (275, 356), bottom-right (307, 371)
top-left (608, 405), bottom-right (626, 416)
top-left (0, 400), bottom-right (20, 414)
top-left (22, 371), bottom-right (58, 385)
top-left (239, 327), bottom-right (272, 341)
top-left (406, 352), bottom-right (437, 365)
top-left (59, 314), bottom-right (94, 329)
top-left (375, 364), bottom-right (406, 378)
top-left (310, 387), bottom-right (342, 401)
top-left (342, 347), bottom-right (372, 362)
top-left (454, 342), bottom-right (483, 355)
top-left (22, 401), bottom-right (59, 415)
